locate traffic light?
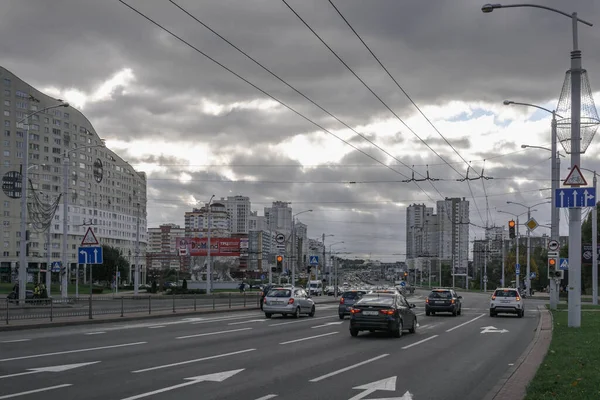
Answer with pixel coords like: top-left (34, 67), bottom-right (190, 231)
top-left (508, 220), bottom-right (516, 239)
top-left (276, 255), bottom-right (283, 272)
top-left (547, 256), bottom-right (563, 279)
top-left (271, 267), bottom-right (277, 273)
top-left (307, 265), bottom-right (312, 278)
top-left (403, 272), bottom-right (408, 280)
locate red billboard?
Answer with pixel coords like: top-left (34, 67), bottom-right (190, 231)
top-left (177, 237), bottom-right (249, 257)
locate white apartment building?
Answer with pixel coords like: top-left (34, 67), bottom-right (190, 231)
top-left (248, 211), bottom-right (266, 231)
top-left (147, 224), bottom-right (185, 270)
top-left (264, 201), bottom-right (292, 235)
top-left (222, 195), bottom-right (250, 234)
top-left (184, 201), bottom-right (230, 238)
top-left (0, 66), bottom-right (147, 284)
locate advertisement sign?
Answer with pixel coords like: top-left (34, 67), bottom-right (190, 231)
top-left (177, 237), bottom-right (248, 257)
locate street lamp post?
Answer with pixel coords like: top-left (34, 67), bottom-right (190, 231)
top-left (507, 201), bottom-right (550, 296)
top-left (574, 167), bottom-right (598, 305)
top-left (498, 209), bottom-right (529, 289)
top-left (483, 0), bottom-right (593, 330)
top-left (291, 210), bottom-right (312, 287)
top-left (18, 101), bottom-right (69, 302)
top-left (328, 241), bottom-right (344, 297)
top-left (206, 195), bottom-right (214, 295)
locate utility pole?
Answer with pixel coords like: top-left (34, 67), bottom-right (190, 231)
top-left (501, 238), bottom-right (505, 288)
top-left (526, 208), bottom-right (532, 297)
top-left (322, 233), bottom-right (326, 288)
top-left (61, 153), bottom-right (69, 298)
top-left (207, 195), bottom-right (214, 294)
top-left (550, 112), bottom-right (560, 310)
top-left (268, 224), bottom-right (273, 285)
top-left (516, 216), bottom-right (520, 290)
top-left (134, 202), bottom-right (140, 295)
top-left (593, 172), bottom-right (598, 305)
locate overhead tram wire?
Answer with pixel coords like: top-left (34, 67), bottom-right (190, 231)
top-left (118, 0), bottom-right (436, 202)
top-left (280, 0), bottom-right (487, 227)
top-left (168, 0), bottom-right (433, 185)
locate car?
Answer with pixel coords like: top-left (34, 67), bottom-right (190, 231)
top-left (425, 288), bottom-right (462, 316)
top-left (349, 293), bottom-right (417, 338)
top-left (338, 290), bottom-right (368, 319)
top-left (263, 287), bottom-right (315, 319)
top-left (490, 288), bottom-right (524, 317)
top-left (259, 284), bottom-right (278, 310)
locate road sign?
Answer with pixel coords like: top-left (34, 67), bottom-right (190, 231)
top-left (563, 165), bottom-right (587, 186)
top-left (548, 240), bottom-right (560, 251)
top-left (548, 251), bottom-right (559, 258)
top-left (582, 244), bottom-right (600, 263)
top-left (309, 255), bottom-right (319, 265)
top-left (399, 281), bottom-right (406, 287)
top-left (515, 264), bottom-right (520, 275)
top-left (483, 275), bottom-right (488, 283)
top-left (78, 246), bottom-right (103, 264)
top-left (530, 272), bottom-right (536, 279)
top-left (260, 274), bottom-right (265, 280)
top-left (525, 218), bottom-right (539, 231)
top-left (117, 271), bottom-right (121, 277)
top-left (275, 233), bottom-right (285, 244)
top-left (559, 258), bottom-right (569, 270)
top-left (51, 261), bottom-right (62, 273)
top-left (555, 187), bottom-right (596, 208)
top-left (81, 226), bottom-right (99, 245)
top-left (480, 326), bottom-right (509, 334)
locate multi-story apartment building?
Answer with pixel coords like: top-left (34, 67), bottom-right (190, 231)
top-left (248, 211), bottom-right (266, 231)
top-left (184, 201), bottom-right (230, 238)
top-left (146, 224), bottom-right (185, 270)
top-left (223, 195), bottom-right (250, 234)
top-left (0, 66), bottom-right (147, 285)
top-left (406, 204), bottom-right (437, 258)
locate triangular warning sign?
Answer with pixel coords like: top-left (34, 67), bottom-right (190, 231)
top-left (563, 165), bottom-right (587, 186)
top-left (81, 226), bottom-right (99, 245)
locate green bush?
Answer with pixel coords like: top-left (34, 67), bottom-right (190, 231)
top-left (165, 288), bottom-right (206, 295)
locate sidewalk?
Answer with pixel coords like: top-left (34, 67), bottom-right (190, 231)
top-left (484, 305), bottom-right (552, 400)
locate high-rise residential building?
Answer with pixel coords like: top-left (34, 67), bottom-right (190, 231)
top-left (264, 201), bottom-right (292, 234)
top-left (437, 197), bottom-right (470, 275)
top-left (184, 201), bottom-right (230, 238)
top-left (222, 195), bottom-right (250, 234)
top-left (406, 204), bottom-right (435, 258)
top-left (0, 66), bottom-right (147, 285)
top-left (293, 221), bottom-right (308, 268)
top-left (248, 211), bottom-right (266, 231)
top-left (147, 224), bottom-right (185, 270)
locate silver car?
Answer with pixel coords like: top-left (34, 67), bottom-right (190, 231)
top-left (263, 287), bottom-right (316, 319)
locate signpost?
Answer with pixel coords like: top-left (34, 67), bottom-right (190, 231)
top-left (515, 264), bottom-right (520, 276)
top-left (555, 187), bottom-right (596, 208)
top-left (309, 256), bottom-right (319, 265)
top-left (79, 226), bottom-right (100, 317)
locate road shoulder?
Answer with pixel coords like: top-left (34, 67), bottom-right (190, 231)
top-left (483, 305), bottom-right (552, 400)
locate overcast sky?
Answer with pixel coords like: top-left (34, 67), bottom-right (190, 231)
top-left (3, 0), bottom-right (600, 261)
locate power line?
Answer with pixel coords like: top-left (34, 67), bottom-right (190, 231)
top-left (118, 0), bottom-right (436, 203)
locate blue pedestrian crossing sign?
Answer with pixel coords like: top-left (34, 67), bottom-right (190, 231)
top-left (309, 256), bottom-right (319, 265)
top-left (515, 263), bottom-right (520, 275)
top-left (559, 258), bottom-right (569, 270)
top-left (51, 261), bottom-right (61, 273)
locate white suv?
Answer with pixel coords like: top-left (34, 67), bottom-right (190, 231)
top-left (490, 288), bottom-right (524, 318)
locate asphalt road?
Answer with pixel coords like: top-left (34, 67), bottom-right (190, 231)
top-left (0, 291), bottom-right (542, 400)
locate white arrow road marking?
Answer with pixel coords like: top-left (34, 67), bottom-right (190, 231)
top-left (309, 354), bottom-right (389, 382)
top-left (120, 369), bottom-right (244, 400)
top-left (0, 342), bottom-right (146, 362)
top-left (254, 395), bottom-right (278, 400)
top-left (348, 376), bottom-right (397, 400)
top-left (312, 321), bottom-right (345, 328)
top-left (480, 326), bottom-right (509, 334)
top-left (269, 314), bottom-right (336, 326)
top-left (132, 349), bottom-right (256, 373)
top-left (228, 319), bottom-right (267, 325)
top-left (176, 327), bottom-right (252, 340)
top-left (0, 361), bottom-right (100, 380)
top-left (0, 384), bottom-right (73, 399)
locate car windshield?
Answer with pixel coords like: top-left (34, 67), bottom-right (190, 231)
top-left (267, 289), bottom-right (291, 297)
top-left (356, 296), bottom-right (394, 306)
top-left (309, 283), bottom-right (319, 288)
top-left (342, 292), bottom-right (361, 299)
top-left (429, 291), bottom-right (452, 299)
top-left (494, 290), bottom-right (518, 298)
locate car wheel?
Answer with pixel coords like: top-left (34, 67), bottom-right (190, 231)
top-left (265, 313), bottom-right (272, 319)
top-left (519, 310), bottom-right (524, 318)
top-left (350, 328), bottom-right (359, 337)
top-left (452, 308), bottom-right (458, 317)
top-left (339, 314), bottom-right (345, 320)
top-left (409, 318), bottom-right (417, 334)
top-left (308, 306), bottom-right (315, 317)
top-left (425, 310), bottom-right (430, 316)
top-left (293, 307), bottom-right (300, 319)
top-left (392, 319), bottom-right (403, 338)
top-left (490, 310), bottom-right (495, 317)
top-left (457, 307), bottom-right (461, 316)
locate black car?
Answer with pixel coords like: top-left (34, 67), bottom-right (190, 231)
top-left (425, 288), bottom-right (462, 316)
top-left (349, 293), bottom-right (417, 338)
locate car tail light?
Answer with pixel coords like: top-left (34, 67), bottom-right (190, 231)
top-left (263, 297), bottom-right (267, 303)
top-left (350, 308), bottom-right (361, 314)
top-left (516, 296), bottom-right (521, 301)
top-left (425, 298), bottom-right (429, 303)
top-left (288, 298), bottom-right (295, 305)
top-left (340, 298), bottom-right (345, 304)
top-left (491, 295), bottom-right (496, 300)
top-left (379, 309), bottom-right (395, 315)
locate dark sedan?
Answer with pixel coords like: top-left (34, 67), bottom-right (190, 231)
top-left (349, 293), bottom-right (417, 338)
top-left (425, 288), bottom-right (462, 316)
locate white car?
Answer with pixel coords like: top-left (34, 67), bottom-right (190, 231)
top-left (490, 288), bottom-right (524, 318)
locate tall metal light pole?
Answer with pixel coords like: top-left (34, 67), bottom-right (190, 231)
top-left (206, 195), bottom-right (215, 295)
top-left (291, 210), bottom-right (312, 287)
top-left (134, 202), bottom-right (141, 295)
top-left (507, 201), bottom-right (550, 296)
top-left (18, 101), bottom-right (69, 302)
top-left (329, 241), bottom-right (344, 297)
top-left (322, 234), bottom-right (334, 285)
top-left (482, 0), bottom-right (594, 330)
top-left (576, 167), bottom-right (598, 305)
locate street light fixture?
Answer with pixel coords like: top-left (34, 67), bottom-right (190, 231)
top-left (18, 101), bottom-right (69, 303)
top-left (291, 209), bottom-right (313, 287)
top-left (483, 0), bottom-right (594, 330)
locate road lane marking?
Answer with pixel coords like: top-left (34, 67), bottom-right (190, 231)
top-left (311, 321), bottom-right (345, 328)
top-left (309, 354), bottom-right (389, 382)
top-left (0, 384), bottom-right (72, 399)
top-left (228, 319), bottom-right (267, 325)
top-left (415, 312), bottom-right (425, 316)
top-left (148, 326), bottom-right (165, 329)
top-left (254, 395), bottom-right (278, 400)
top-left (0, 339), bottom-right (30, 343)
top-left (132, 348), bottom-right (256, 373)
top-left (269, 315), bottom-right (336, 326)
top-left (445, 313), bottom-right (486, 332)
top-left (176, 328), bottom-right (252, 339)
top-left (279, 332), bottom-right (338, 345)
top-left (85, 332), bottom-right (106, 335)
top-left (191, 315), bottom-right (264, 325)
top-left (401, 335), bottom-right (439, 349)
top-left (0, 342), bottom-right (147, 362)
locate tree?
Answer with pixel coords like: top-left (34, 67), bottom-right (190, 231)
top-left (95, 245), bottom-right (129, 285)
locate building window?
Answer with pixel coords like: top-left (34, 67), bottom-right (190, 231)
top-left (30, 104), bottom-right (38, 111)
top-left (3, 89), bottom-right (9, 96)
top-left (3, 78), bottom-right (10, 87)
top-left (15, 90), bottom-right (28, 98)
top-left (53, 119), bottom-right (61, 126)
top-left (15, 101), bottom-right (27, 109)
top-left (2, 140), bottom-right (8, 147)
top-left (4, 120), bottom-right (9, 127)
top-left (3, 130), bottom-right (9, 137)
top-left (64, 113), bottom-right (69, 119)
top-left (3, 110), bottom-right (9, 117)
top-left (3, 150), bottom-right (9, 157)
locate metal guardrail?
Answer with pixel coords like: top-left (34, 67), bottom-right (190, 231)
top-left (2, 292), bottom-right (262, 324)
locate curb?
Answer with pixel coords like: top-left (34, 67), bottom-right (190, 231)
top-left (0, 299), bottom-right (341, 332)
top-left (483, 305), bottom-right (553, 400)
